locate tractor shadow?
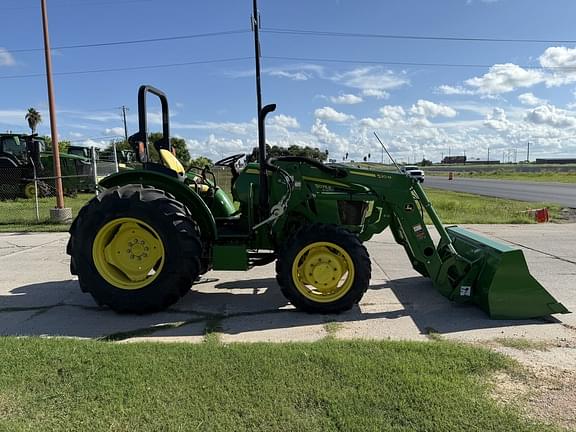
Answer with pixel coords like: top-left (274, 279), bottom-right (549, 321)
top-left (0, 274), bottom-right (555, 340)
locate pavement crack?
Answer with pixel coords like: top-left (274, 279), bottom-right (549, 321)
top-left (371, 257), bottom-right (393, 280)
top-left (0, 238), bottom-right (66, 260)
top-left (0, 305), bottom-right (55, 313)
top-left (100, 307), bottom-right (290, 342)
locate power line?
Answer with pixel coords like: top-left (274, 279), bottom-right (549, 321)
top-left (9, 30), bottom-right (251, 54)
top-left (264, 55), bottom-right (576, 71)
top-left (65, 135), bottom-right (123, 143)
top-left (2, 54), bottom-right (575, 82)
top-left (0, 57), bottom-right (253, 80)
top-left (262, 27), bottom-right (576, 45)
top-left (0, 0), bottom-right (156, 11)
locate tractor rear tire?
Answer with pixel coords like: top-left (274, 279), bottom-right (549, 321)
top-left (276, 224), bottom-right (371, 313)
top-left (67, 184), bottom-right (202, 313)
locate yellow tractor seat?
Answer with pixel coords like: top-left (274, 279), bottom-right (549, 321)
top-left (159, 149), bottom-right (185, 176)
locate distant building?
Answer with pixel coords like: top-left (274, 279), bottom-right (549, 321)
top-left (466, 160), bottom-right (500, 165)
top-left (535, 158), bottom-right (576, 164)
top-left (442, 156), bottom-right (466, 164)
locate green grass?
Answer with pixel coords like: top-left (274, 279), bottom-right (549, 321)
top-left (0, 193), bottom-right (94, 232)
top-left (428, 170), bottom-right (576, 183)
top-left (0, 338), bottom-right (554, 432)
top-left (424, 189), bottom-right (561, 224)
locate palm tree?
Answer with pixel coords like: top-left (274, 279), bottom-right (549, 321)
top-left (25, 108), bottom-right (42, 134)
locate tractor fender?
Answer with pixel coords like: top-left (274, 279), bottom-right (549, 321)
top-left (99, 170), bottom-right (217, 241)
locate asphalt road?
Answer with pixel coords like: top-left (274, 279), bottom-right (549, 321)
top-left (425, 176), bottom-right (576, 207)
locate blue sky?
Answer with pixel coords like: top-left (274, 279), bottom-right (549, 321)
top-left (2, 0), bottom-right (576, 162)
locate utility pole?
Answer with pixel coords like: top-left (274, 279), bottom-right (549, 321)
top-left (487, 145), bottom-right (490, 163)
top-left (527, 141), bottom-right (530, 162)
top-left (113, 105), bottom-right (129, 173)
top-left (41, 0), bottom-right (70, 221)
top-left (120, 105), bottom-right (129, 142)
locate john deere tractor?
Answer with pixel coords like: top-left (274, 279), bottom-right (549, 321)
top-left (66, 85), bottom-right (569, 319)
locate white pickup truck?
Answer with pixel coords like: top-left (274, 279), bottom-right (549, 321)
top-left (400, 165), bottom-right (425, 183)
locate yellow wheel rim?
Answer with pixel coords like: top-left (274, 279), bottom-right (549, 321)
top-left (92, 217), bottom-right (165, 290)
top-left (24, 183), bottom-right (36, 199)
top-left (291, 241), bottom-right (355, 303)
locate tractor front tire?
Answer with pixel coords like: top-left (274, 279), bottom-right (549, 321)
top-left (276, 224), bottom-right (371, 313)
top-left (22, 181), bottom-right (50, 199)
top-left (67, 184), bottom-right (202, 313)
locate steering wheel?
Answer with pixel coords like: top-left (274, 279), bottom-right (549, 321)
top-left (215, 153), bottom-right (245, 168)
top-left (215, 153), bottom-right (245, 185)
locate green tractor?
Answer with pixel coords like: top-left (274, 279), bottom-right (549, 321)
top-left (0, 133), bottom-right (93, 199)
top-left (67, 85), bottom-right (569, 319)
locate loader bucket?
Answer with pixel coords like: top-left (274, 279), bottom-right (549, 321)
top-left (446, 226), bottom-right (569, 319)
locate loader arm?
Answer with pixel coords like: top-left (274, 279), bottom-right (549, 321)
top-left (321, 167), bottom-right (569, 319)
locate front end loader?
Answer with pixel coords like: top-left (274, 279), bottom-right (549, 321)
top-left (66, 84), bottom-right (569, 319)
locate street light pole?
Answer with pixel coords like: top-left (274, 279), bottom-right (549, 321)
top-left (41, 0), bottom-right (68, 219)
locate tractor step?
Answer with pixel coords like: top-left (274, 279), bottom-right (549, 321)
top-left (212, 245), bottom-right (275, 271)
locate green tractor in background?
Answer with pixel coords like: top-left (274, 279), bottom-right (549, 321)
top-left (0, 133), bottom-right (93, 200)
top-left (67, 85), bottom-right (569, 319)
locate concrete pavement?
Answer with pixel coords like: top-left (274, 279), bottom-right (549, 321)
top-left (0, 225), bottom-right (575, 345)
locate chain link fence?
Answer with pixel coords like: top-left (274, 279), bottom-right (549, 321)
top-left (0, 155), bottom-right (236, 230)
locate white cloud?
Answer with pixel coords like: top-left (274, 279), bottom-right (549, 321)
top-left (333, 67), bottom-right (409, 92)
top-left (0, 48), bottom-right (15, 67)
top-left (410, 100), bottom-right (457, 118)
top-left (269, 114), bottom-right (300, 129)
top-left (440, 46), bottom-right (576, 97)
top-left (359, 105), bottom-right (406, 129)
top-left (525, 104), bottom-right (576, 128)
top-left (329, 94), bottom-right (363, 105)
top-left (484, 108), bottom-right (513, 131)
top-left (518, 92), bottom-right (547, 106)
top-left (269, 70), bottom-right (310, 81)
top-left (226, 64), bottom-right (324, 81)
top-left (361, 88), bottom-right (390, 99)
top-left (436, 85), bottom-right (475, 95)
top-left (314, 106), bottom-right (354, 123)
top-left (539, 46), bottom-right (576, 87)
top-left (0, 109), bottom-right (25, 125)
top-left (311, 119), bottom-right (348, 152)
top-left (464, 63), bottom-right (543, 95)
top-left (187, 135), bottom-right (248, 160)
top-left (104, 127), bottom-right (125, 137)
top-left (379, 105), bottom-right (406, 120)
top-left (172, 119), bottom-right (255, 136)
top-left (539, 46), bottom-right (576, 69)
